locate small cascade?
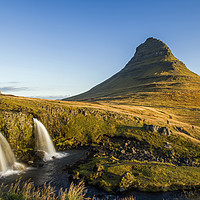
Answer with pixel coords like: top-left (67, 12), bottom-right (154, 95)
top-left (0, 132), bottom-right (16, 172)
top-left (0, 132), bottom-right (24, 176)
top-left (0, 144), bottom-right (8, 172)
top-left (34, 118), bottom-right (57, 160)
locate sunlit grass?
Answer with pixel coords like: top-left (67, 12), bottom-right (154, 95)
top-left (0, 179), bottom-right (88, 200)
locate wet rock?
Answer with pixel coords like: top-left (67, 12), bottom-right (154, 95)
top-left (32, 163), bottom-right (44, 168)
top-left (34, 150), bottom-right (46, 161)
top-left (64, 164), bottom-right (74, 174)
top-left (28, 161), bottom-right (34, 165)
top-left (13, 162), bottom-right (25, 170)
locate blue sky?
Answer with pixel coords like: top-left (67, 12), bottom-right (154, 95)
top-left (0, 0), bottom-right (200, 99)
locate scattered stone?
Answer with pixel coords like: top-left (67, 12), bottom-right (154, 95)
top-left (28, 161), bottom-right (34, 165)
top-left (121, 149), bottom-right (126, 154)
top-left (131, 147), bottom-right (136, 154)
top-left (160, 127), bottom-right (172, 136)
top-left (164, 142), bottom-right (171, 149)
top-left (144, 124), bottom-right (172, 136)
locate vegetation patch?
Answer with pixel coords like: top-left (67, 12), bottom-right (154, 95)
top-left (73, 155), bottom-right (200, 193)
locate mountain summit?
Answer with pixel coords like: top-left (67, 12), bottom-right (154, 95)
top-left (64, 37), bottom-right (200, 102)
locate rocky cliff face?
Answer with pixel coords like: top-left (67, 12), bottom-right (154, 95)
top-left (65, 37), bottom-right (200, 101)
top-left (128, 37), bottom-right (174, 64)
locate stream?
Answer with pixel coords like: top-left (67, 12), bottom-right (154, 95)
top-left (0, 150), bottom-right (198, 200)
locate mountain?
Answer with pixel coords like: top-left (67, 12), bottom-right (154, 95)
top-left (64, 37), bottom-right (200, 103)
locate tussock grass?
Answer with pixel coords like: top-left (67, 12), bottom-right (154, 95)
top-left (0, 179), bottom-right (88, 200)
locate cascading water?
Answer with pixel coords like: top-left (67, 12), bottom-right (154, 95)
top-left (34, 118), bottom-right (57, 160)
top-left (0, 132), bottom-right (24, 176)
top-left (0, 132), bottom-right (16, 172)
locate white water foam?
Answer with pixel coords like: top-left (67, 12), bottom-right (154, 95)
top-left (34, 118), bottom-right (68, 161)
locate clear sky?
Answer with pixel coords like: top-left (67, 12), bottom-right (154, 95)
top-left (0, 0), bottom-right (200, 99)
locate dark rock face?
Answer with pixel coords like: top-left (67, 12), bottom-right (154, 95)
top-left (128, 37), bottom-right (172, 64)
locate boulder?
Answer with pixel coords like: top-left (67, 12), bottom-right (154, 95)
top-left (144, 124), bottom-right (159, 132)
top-left (159, 127), bottom-right (172, 136)
top-left (34, 150), bottom-right (46, 161)
top-left (149, 125), bottom-right (159, 132)
top-left (13, 162), bottom-right (25, 171)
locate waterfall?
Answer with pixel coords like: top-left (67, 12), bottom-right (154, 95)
top-left (0, 132), bottom-right (16, 172)
top-left (34, 118), bottom-right (56, 159)
top-left (0, 132), bottom-right (24, 175)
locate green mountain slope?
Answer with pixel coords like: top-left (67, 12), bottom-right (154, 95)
top-left (64, 37), bottom-right (200, 102)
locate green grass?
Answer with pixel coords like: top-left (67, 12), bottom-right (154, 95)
top-left (75, 156), bottom-right (200, 193)
top-left (0, 94), bottom-right (199, 163)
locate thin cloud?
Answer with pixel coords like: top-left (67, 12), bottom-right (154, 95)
top-left (8, 81), bottom-right (21, 84)
top-left (0, 86), bottom-right (30, 92)
top-left (0, 81), bottom-right (21, 84)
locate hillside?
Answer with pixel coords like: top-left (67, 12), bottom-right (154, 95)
top-left (0, 93), bottom-right (200, 192)
top-left (0, 37), bottom-right (200, 193)
top-left (64, 37), bottom-right (200, 109)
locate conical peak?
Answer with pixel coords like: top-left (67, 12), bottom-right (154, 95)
top-left (131, 37), bottom-right (174, 63)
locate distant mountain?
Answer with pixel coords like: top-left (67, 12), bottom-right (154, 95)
top-left (63, 37), bottom-right (200, 102)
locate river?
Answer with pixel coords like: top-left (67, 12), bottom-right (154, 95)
top-left (0, 150), bottom-right (198, 200)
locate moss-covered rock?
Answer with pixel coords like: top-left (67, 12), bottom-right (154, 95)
top-left (119, 172), bottom-right (136, 192)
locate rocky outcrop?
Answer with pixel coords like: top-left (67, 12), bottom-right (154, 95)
top-left (128, 37), bottom-right (173, 64)
top-left (144, 124), bottom-right (172, 136)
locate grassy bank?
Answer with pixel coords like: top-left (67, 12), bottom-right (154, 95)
top-left (0, 94), bottom-right (200, 193)
top-left (73, 155), bottom-right (200, 193)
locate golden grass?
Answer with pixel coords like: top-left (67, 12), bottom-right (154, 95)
top-left (0, 179), bottom-right (88, 200)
